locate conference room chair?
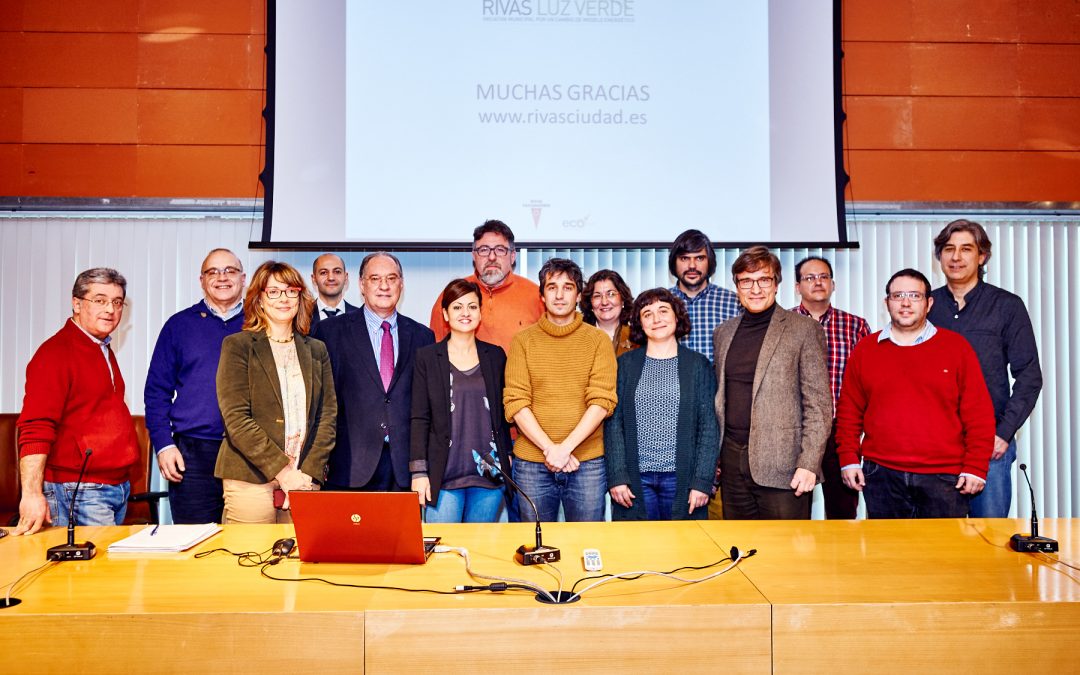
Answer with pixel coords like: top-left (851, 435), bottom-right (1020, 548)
top-left (124, 415), bottom-right (168, 525)
top-left (0, 413), bottom-right (19, 526)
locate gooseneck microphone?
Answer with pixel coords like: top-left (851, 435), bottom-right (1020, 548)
top-left (47, 448), bottom-right (98, 562)
top-left (1009, 463), bottom-right (1059, 553)
top-left (474, 450), bottom-right (560, 565)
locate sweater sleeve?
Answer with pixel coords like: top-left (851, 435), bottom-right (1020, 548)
top-left (502, 332), bottom-right (533, 422)
top-left (143, 319), bottom-right (180, 452)
top-left (835, 340), bottom-right (869, 468)
top-left (958, 340), bottom-right (996, 479)
top-left (585, 336), bottom-right (618, 415)
top-left (690, 356), bottom-right (720, 495)
top-left (603, 354), bottom-right (633, 488)
top-left (16, 340), bottom-right (68, 458)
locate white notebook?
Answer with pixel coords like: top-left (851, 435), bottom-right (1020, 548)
top-left (107, 524), bottom-right (221, 553)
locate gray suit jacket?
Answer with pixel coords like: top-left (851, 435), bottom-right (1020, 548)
top-left (712, 307), bottom-right (831, 489)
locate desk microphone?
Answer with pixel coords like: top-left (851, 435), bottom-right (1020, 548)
top-left (47, 448), bottom-right (97, 562)
top-left (473, 450), bottom-right (560, 566)
top-left (1010, 463), bottom-right (1058, 553)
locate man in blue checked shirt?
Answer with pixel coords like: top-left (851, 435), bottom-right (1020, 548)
top-left (668, 229), bottom-right (741, 364)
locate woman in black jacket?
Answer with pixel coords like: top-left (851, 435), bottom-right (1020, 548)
top-left (410, 279), bottom-right (514, 522)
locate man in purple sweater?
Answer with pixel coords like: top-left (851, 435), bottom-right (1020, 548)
top-left (144, 249), bottom-right (246, 523)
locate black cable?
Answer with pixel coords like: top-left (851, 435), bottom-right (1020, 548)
top-left (194, 546), bottom-right (280, 567)
top-left (569, 554), bottom-right (736, 594)
top-left (258, 562), bottom-right (471, 594)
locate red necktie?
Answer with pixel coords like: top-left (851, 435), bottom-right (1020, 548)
top-left (379, 321), bottom-right (394, 391)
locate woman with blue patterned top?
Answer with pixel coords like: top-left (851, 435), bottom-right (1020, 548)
top-left (604, 288), bottom-right (720, 520)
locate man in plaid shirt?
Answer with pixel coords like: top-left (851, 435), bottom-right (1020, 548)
top-left (792, 256), bottom-right (871, 519)
top-left (668, 229), bottom-right (741, 363)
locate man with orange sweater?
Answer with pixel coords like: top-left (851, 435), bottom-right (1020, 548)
top-left (14, 268), bottom-right (141, 535)
top-left (837, 269), bottom-right (995, 518)
top-left (504, 258), bottom-right (618, 522)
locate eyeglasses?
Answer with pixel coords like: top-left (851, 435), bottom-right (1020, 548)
top-left (79, 296), bottom-right (126, 309)
top-left (473, 245), bottom-right (512, 258)
top-left (264, 287), bottom-right (301, 299)
top-left (735, 276), bottom-right (775, 290)
top-left (202, 266), bottom-right (243, 277)
top-left (364, 274), bottom-right (401, 286)
top-left (799, 273), bottom-right (832, 283)
top-left (888, 291), bottom-right (926, 302)
top-left (591, 290), bottom-right (620, 302)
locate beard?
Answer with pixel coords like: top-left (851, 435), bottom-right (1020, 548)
top-left (478, 266), bottom-right (510, 287)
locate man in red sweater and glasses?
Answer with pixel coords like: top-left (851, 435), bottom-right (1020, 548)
top-left (837, 268), bottom-right (994, 518)
top-left (14, 268), bottom-right (140, 535)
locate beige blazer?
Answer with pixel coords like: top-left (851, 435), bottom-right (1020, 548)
top-left (215, 331), bottom-right (337, 484)
top-left (712, 307), bottom-right (831, 489)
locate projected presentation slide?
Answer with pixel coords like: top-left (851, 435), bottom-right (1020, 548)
top-left (267, 0), bottom-right (842, 246)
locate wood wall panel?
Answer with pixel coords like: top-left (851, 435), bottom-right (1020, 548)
top-left (22, 144), bottom-right (137, 196)
top-left (135, 145), bottom-right (262, 196)
top-left (22, 88), bottom-right (138, 143)
top-left (137, 0), bottom-right (265, 35)
top-left (0, 88), bottom-right (22, 143)
top-left (136, 34), bottom-right (264, 89)
top-left (0, 33), bottom-right (139, 88)
top-left (21, 0), bottom-right (140, 33)
top-left (137, 90), bottom-right (263, 144)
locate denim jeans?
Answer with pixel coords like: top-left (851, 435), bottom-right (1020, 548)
top-left (167, 435), bottom-right (225, 524)
top-left (512, 457), bottom-right (607, 522)
top-left (44, 480), bottom-right (130, 527)
top-left (862, 459), bottom-right (969, 518)
top-left (968, 439), bottom-right (1016, 518)
top-left (640, 471), bottom-right (678, 520)
top-left (424, 486), bottom-right (504, 523)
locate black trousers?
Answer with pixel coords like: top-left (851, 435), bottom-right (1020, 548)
top-left (720, 436), bottom-right (811, 520)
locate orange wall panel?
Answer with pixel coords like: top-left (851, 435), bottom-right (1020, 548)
top-left (22, 88), bottom-right (138, 144)
top-left (138, 0), bottom-right (265, 35)
top-left (843, 0), bottom-right (914, 42)
top-left (1018, 45), bottom-right (1080, 97)
top-left (1020, 99), bottom-right (1080, 151)
top-left (845, 0), bottom-right (1080, 43)
top-left (909, 97), bottom-right (1020, 150)
top-left (0, 3), bottom-right (24, 31)
top-left (0, 32), bottom-right (138, 88)
top-left (843, 42), bottom-right (913, 95)
top-left (844, 97), bottom-right (914, 149)
top-left (21, 144), bottom-right (137, 196)
top-left (138, 89), bottom-right (263, 145)
top-left (135, 145), bottom-right (262, 197)
top-left (0, 144), bottom-right (22, 193)
top-left (0, 87), bottom-right (22, 143)
top-left (21, 0), bottom-right (139, 33)
top-left (136, 34), bottom-right (264, 89)
top-left (1018, 0), bottom-right (1080, 43)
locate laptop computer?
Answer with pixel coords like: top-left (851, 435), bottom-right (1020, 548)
top-left (289, 491), bottom-right (439, 564)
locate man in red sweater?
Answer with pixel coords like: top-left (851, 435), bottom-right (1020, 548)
top-left (837, 268), bottom-right (994, 518)
top-left (13, 268), bottom-right (140, 535)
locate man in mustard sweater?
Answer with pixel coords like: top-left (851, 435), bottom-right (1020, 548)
top-left (504, 258), bottom-right (618, 521)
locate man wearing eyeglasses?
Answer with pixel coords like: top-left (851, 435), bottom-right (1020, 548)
top-left (428, 220), bottom-right (543, 353)
top-left (14, 268), bottom-right (141, 535)
top-left (315, 252), bottom-right (435, 491)
top-left (837, 269), bottom-right (995, 518)
top-left (144, 249), bottom-right (246, 523)
top-left (791, 256), bottom-right (871, 519)
top-left (309, 253), bottom-right (359, 326)
top-left (712, 246), bottom-right (831, 519)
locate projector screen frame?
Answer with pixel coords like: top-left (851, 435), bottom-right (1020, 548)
top-left (257, 0), bottom-right (851, 251)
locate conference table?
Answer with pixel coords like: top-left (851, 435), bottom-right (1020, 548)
top-left (1, 519), bottom-right (1077, 673)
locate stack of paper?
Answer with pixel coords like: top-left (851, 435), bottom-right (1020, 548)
top-left (107, 524), bottom-right (222, 553)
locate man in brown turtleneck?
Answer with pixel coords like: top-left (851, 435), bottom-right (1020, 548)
top-left (711, 246), bottom-right (831, 519)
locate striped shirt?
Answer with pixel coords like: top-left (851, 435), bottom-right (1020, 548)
top-left (792, 304), bottom-right (871, 413)
top-left (671, 283), bottom-right (741, 363)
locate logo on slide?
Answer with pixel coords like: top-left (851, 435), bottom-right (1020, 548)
top-left (523, 199), bottom-right (550, 228)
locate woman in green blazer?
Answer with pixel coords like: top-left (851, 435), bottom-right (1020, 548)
top-left (215, 261), bottom-right (337, 524)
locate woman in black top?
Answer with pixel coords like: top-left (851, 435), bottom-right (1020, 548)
top-left (410, 279), bottom-right (514, 522)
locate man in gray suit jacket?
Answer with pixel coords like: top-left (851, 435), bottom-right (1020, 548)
top-left (712, 246), bottom-right (831, 519)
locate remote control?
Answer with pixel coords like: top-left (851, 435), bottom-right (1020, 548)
top-left (583, 548), bottom-right (602, 571)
